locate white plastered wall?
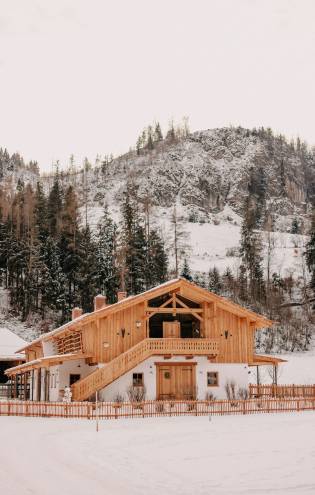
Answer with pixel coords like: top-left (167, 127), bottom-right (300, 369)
top-left (49, 359), bottom-right (97, 401)
top-left (42, 340), bottom-right (56, 357)
top-left (99, 356), bottom-right (249, 401)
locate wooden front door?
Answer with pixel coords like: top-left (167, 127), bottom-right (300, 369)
top-left (156, 363), bottom-right (196, 400)
top-left (163, 321), bottom-right (180, 338)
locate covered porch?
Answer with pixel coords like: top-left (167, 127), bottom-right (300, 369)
top-left (5, 353), bottom-right (95, 401)
top-left (249, 354), bottom-right (287, 388)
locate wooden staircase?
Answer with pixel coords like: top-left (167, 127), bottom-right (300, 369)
top-left (71, 338), bottom-right (219, 401)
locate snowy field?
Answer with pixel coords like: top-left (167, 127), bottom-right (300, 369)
top-left (1, 413), bottom-right (315, 495)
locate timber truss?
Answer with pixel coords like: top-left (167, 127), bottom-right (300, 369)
top-left (145, 292), bottom-right (203, 321)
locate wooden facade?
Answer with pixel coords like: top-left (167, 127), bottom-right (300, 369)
top-left (6, 278), bottom-right (277, 402)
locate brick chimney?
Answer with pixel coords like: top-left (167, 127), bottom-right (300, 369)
top-left (117, 291), bottom-right (127, 302)
top-left (72, 307), bottom-right (83, 320)
top-left (94, 294), bottom-right (107, 311)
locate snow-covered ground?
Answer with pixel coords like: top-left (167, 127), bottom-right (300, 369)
top-left (188, 222), bottom-right (307, 278)
top-left (0, 414), bottom-right (314, 495)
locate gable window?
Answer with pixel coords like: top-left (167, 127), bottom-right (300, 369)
top-left (207, 372), bottom-right (219, 387)
top-left (132, 373), bottom-right (144, 387)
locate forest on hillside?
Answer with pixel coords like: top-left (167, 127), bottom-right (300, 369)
top-left (1, 124), bottom-right (315, 353)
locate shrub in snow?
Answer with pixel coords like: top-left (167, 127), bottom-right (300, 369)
top-left (205, 391), bottom-right (217, 402)
top-left (112, 392), bottom-right (125, 404)
top-left (237, 387), bottom-right (249, 400)
top-left (126, 385), bottom-right (146, 402)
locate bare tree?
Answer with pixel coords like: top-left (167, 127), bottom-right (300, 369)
top-left (170, 203), bottom-right (189, 277)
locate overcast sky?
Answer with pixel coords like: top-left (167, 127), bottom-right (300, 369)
top-left (0, 0), bottom-right (314, 171)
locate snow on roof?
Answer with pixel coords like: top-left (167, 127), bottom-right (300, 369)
top-left (0, 327), bottom-right (28, 360)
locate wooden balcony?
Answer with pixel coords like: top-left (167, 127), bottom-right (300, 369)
top-left (146, 338), bottom-right (219, 355)
top-left (71, 338), bottom-right (219, 401)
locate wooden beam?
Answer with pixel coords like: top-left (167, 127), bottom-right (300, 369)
top-left (146, 307), bottom-right (203, 314)
top-left (161, 296), bottom-right (173, 308)
top-left (172, 292), bottom-right (176, 316)
top-left (175, 297), bottom-right (189, 309)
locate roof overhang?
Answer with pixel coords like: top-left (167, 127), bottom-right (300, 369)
top-left (249, 354), bottom-right (287, 366)
top-left (5, 353), bottom-right (93, 375)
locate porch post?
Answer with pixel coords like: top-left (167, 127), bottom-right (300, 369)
top-left (9, 376), bottom-right (12, 399)
top-left (274, 365), bottom-right (278, 385)
top-left (31, 369), bottom-right (34, 401)
top-left (37, 368), bottom-right (42, 401)
top-left (13, 375), bottom-right (16, 399)
top-left (256, 365), bottom-right (260, 386)
top-left (24, 372), bottom-right (27, 400)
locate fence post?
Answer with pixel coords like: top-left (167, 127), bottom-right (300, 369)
top-left (243, 400), bottom-right (246, 415)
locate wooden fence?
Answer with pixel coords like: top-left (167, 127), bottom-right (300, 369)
top-left (249, 384), bottom-right (315, 398)
top-left (1, 398), bottom-right (315, 419)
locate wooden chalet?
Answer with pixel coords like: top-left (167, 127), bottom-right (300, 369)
top-left (5, 278), bottom-right (284, 402)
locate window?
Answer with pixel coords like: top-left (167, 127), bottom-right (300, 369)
top-left (132, 373), bottom-right (143, 387)
top-left (207, 372), bottom-right (219, 387)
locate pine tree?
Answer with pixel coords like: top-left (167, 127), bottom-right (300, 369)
top-left (34, 181), bottom-right (48, 242)
top-left (78, 226), bottom-right (98, 313)
top-left (181, 258), bottom-right (192, 281)
top-left (222, 267), bottom-right (234, 295)
top-left (147, 125), bottom-right (154, 150)
top-left (239, 196), bottom-right (265, 304)
top-left (305, 229), bottom-right (315, 295)
top-left (120, 188), bottom-right (146, 294)
top-left (154, 122), bottom-right (163, 142)
top-left (58, 186), bottom-right (81, 312)
top-left (136, 136), bottom-right (142, 156)
top-left (193, 272), bottom-right (207, 288)
top-left (47, 173), bottom-right (63, 237)
top-left (39, 236), bottom-right (67, 317)
top-left (95, 205), bottom-right (120, 303)
top-left (145, 228), bottom-right (168, 288)
top-left (208, 267), bottom-right (222, 294)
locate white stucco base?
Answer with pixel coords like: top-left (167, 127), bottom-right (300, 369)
top-left (99, 357), bottom-right (250, 401)
top-left (49, 359), bottom-right (97, 402)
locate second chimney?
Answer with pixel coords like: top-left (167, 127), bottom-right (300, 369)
top-left (117, 291), bottom-right (127, 302)
top-left (94, 294), bottom-right (107, 311)
top-left (72, 307), bottom-right (83, 320)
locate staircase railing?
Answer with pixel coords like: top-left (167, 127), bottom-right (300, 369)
top-left (71, 338), bottom-right (219, 401)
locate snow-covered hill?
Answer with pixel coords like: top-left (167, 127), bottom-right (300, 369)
top-left (1, 126), bottom-right (314, 281)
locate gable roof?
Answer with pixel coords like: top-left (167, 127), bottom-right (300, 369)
top-left (16, 278), bottom-right (273, 353)
top-left (0, 327), bottom-right (28, 360)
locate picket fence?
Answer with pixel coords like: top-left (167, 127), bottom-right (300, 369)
top-left (1, 397), bottom-right (315, 420)
top-left (249, 384), bottom-right (315, 398)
